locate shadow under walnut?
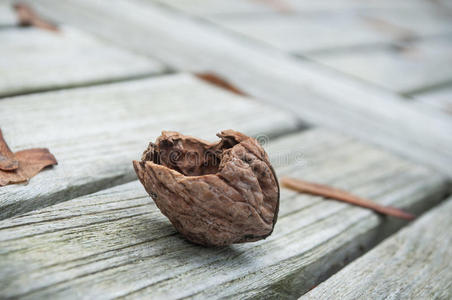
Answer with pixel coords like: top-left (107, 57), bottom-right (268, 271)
top-left (133, 130), bottom-right (279, 247)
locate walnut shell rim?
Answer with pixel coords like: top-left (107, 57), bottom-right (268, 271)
top-left (133, 130), bottom-right (279, 247)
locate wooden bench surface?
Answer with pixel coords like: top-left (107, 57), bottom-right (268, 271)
top-left (0, 73), bottom-right (299, 219)
top-left (0, 128), bottom-right (449, 299)
top-left (0, 2), bottom-right (16, 27)
top-left (416, 86), bottom-right (452, 114)
top-left (309, 38), bottom-right (452, 95)
top-left (0, 26), bottom-right (166, 98)
top-left (302, 196), bottom-right (452, 300)
top-left (208, 9), bottom-right (452, 54)
top-left (23, 0), bottom-right (452, 178)
top-left (1, 0), bottom-right (452, 298)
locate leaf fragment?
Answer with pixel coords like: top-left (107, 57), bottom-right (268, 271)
top-left (0, 129), bottom-right (57, 187)
top-left (13, 3), bottom-right (59, 32)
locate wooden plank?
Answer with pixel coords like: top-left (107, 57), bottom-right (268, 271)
top-left (415, 86), bottom-right (452, 114)
top-left (0, 128), bottom-right (449, 299)
top-left (0, 2), bottom-right (16, 27)
top-left (0, 73), bottom-right (300, 219)
top-left (152, 0), bottom-right (450, 16)
top-left (283, 0), bottom-right (451, 13)
top-left (302, 196), bottom-right (452, 299)
top-left (209, 10), bottom-right (452, 53)
top-left (358, 9), bottom-right (452, 40)
top-left (149, 0), bottom-right (273, 15)
top-left (0, 26), bottom-right (167, 98)
top-left (308, 38), bottom-right (452, 95)
top-left (207, 13), bottom-right (395, 53)
top-left (23, 0), bottom-right (452, 178)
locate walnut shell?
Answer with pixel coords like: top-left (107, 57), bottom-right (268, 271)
top-left (133, 130), bottom-right (279, 246)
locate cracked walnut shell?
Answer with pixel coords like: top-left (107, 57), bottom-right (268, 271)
top-left (133, 130), bottom-right (279, 246)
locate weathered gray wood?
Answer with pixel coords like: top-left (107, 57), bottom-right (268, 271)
top-left (283, 0), bottom-right (452, 13)
top-left (208, 9), bottom-right (452, 54)
top-left (0, 2), bottom-right (16, 27)
top-left (0, 73), bottom-right (300, 219)
top-left (208, 13), bottom-right (397, 53)
top-left (416, 86), bottom-right (452, 114)
top-left (0, 128), bottom-right (449, 299)
top-left (309, 38), bottom-right (452, 95)
top-left (302, 196), bottom-right (452, 300)
top-left (150, 0), bottom-right (273, 15)
top-left (152, 0), bottom-right (451, 16)
top-left (0, 26), bottom-right (167, 98)
top-left (23, 0), bottom-right (452, 178)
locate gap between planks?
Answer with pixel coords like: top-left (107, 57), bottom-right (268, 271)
top-left (22, 0), bottom-right (452, 178)
top-left (0, 129), bottom-right (450, 299)
top-left (0, 73), bottom-right (302, 220)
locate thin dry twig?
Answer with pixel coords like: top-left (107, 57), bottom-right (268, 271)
top-left (195, 73), bottom-right (247, 96)
top-left (280, 177), bottom-right (415, 220)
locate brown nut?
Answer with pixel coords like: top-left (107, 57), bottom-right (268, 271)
top-left (133, 130), bottom-right (279, 246)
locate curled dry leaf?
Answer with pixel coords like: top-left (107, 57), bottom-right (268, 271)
top-left (0, 129), bottom-right (57, 186)
top-left (13, 3), bottom-right (59, 32)
top-left (133, 130), bottom-right (279, 246)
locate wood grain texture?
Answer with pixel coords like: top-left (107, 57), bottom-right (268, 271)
top-left (416, 86), bottom-right (452, 114)
top-left (0, 26), bottom-right (166, 98)
top-left (23, 0), bottom-right (452, 178)
top-left (208, 9), bottom-right (452, 54)
top-left (0, 129), bottom-right (449, 299)
top-left (0, 73), bottom-right (300, 219)
top-left (0, 2), bottom-right (16, 27)
top-left (309, 38), bottom-right (452, 95)
top-left (208, 13), bottom-right (395, 53)
top-left (285, 0), bottom-right (452, 12)
top-left (151, 0), bottom-right (451, 16)
top-left (150, 0), bottom-right (273, 15)
top-left (302, 196), bottom-right (452, 300)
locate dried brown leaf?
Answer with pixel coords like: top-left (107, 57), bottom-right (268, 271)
top-left (0, 132), bottom-right (19, 171)
top-left (0, 129), bottom-right (57, 187)
top-left (13, 3), bottom-right (59, 32)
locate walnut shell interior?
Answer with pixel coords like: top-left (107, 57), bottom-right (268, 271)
top-left (133, 130), bottom-right (279, 246)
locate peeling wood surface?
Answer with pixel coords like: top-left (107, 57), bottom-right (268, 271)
top-left (0, 129), bottom-right (449, 299)
top-left (0, 73), bottom-right (299, 219)
top-left (309, 38), bottom-right (452, 94)
top-left (22, 0), bottom-right (452, 177)
top-left (302, 196), bottom-right (452, 300)
top-left (0, 26), bottom-right (166, 98)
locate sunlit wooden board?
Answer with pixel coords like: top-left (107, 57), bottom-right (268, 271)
top-left (208, 13), bottom-right (401, 53)
top-left (0, 26), bottom-right (166, 98)
top-left (308, 38), bottom-right (452, 94)
top-left (0, 128), bottom-right (449, 299)
top-left (208, 9), bottom-right (452, 53)
top-left (0, 1), bottom-right (16, 27)
top-left (21, 0), bottom-right (452, 177)
top-left (0, 73), bottom-right (300, 219)
top-left (302, 196), bottom-right (452, 300)
top-left (152, 0), bottom-right (451, 15)
top-left (415, 86), bottom-right (452, 114)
